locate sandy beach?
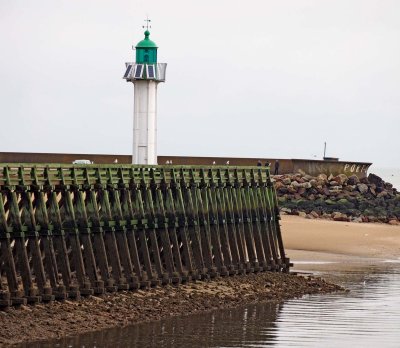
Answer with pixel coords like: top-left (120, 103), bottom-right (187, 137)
top-left (282, 215), bottom-right (400, 259)
top-left (282, 215), bottom-right (400, 276)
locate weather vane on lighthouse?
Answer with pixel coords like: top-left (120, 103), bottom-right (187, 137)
top-left (143, 17), bottom-right (151, 30)
top-left (123, 18), bottom-right (167, 165)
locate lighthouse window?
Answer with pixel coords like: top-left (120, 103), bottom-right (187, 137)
top-left (147, 65), bottom-right (155, 79)
top-left (123, 64), bottom-right (132, 79)
top-left (134, 64), bottom-right (144, 78)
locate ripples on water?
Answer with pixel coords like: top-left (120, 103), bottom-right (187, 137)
top-left (26, 261), bottom-right (400, 348)
top-left (276, 267), bottom-right (400, 347)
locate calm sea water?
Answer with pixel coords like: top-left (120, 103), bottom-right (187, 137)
top-left (26, 259), bottom-right (400, 348)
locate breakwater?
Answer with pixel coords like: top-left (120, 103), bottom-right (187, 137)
top-left (0, 164), bottom-right (289, 308)
top-left (275, 172), bottom-right (400, 224)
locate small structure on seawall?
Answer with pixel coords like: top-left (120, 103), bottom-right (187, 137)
top-left (291, 158), bottom-right (371, 179)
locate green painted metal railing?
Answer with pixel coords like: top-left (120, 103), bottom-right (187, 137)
top-left (0, 164), bottom-right (289, 307)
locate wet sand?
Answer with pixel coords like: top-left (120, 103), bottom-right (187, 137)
top-left (282, 215), bottom-right (400, 259)
top-left (2, 217), bottom-right (399, 346)
top-left (282, 215), bottom-right (400, 277)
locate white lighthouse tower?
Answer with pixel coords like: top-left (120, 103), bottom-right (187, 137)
top-left (123, 21), bottom-right (167, 164)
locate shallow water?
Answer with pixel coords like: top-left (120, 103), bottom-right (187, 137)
top-left (25, 260), bottom-right (400, 348)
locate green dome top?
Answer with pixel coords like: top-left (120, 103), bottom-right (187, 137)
top-left (135, 30), bottom-right (158, 48)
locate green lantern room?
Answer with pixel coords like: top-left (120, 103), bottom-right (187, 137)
top-left (135, 30), bottom-right (158, 64)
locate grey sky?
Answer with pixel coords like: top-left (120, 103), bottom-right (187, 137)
top-left (1, 0), bottom-right (399, 167)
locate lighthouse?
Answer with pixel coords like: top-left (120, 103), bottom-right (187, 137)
top-left (123, 21), bottom-right (167, 165)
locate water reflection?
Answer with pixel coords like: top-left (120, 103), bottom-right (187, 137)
top-left (22, 261), bottom-right (400, 348)
top-left (275, 267), bottom-right (400, 347)
top-left (25, 302), bottom-right (282, 348)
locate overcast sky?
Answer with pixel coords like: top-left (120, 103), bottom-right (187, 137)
top-left (1, 0), bottom-right (399, 168)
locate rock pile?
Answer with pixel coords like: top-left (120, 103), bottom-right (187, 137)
top-left (274, 172), bottom-right (400, 224)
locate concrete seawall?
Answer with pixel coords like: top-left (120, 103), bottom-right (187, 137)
top-left (0, 152), bottom-right (371, 178)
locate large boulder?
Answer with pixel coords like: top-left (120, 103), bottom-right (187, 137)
top-left (347, 175), bottom-right (360, 185)
top-left (321, 187), bottom-right (331, 196)
top-left (278, 187), bottom-right (289, 194)
top-left (303, 174), bottom-right (314, 182)
top-left (299, 182), bottom-right (312, 189)
top-left (325, 199), bottom-right (337, 205)
top-left (343, 185), bottom-right (355, 192)
top-left (329, 186), bottom-right (342, 195)
top-left (278, 196), bottom-right (287, 203)
top-left (291, 181), bottom-right (300, 188)
top-left (337, 198), bottom-right (350, 205)
top-left (309, 179), bottom-right (318, 187)
top-left (368, 216), bottom-right (378, 222)
top-left (345, 208), bottom-right (361, 216)
top-left (297, 187), bottom-right (306, 195)
top-left (377, 191), bottom-right (388, 198)
top-left (368, 173), bottom-right (385, 188)
top-left (357, 183), bottom-right (369, 194)
top-left (384, 182), bottom-right (393, 190)
top-left (317, 174), bottom-right (328, 182)
top-left (333, 174), bottom-right (348, 185)
top-left (310, 210), bottom-right (320, 218)
top-left (332, 212), bottom-right (349, 221)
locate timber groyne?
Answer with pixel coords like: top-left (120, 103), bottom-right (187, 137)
top-left (0, 164), bottom-right (289, 308)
